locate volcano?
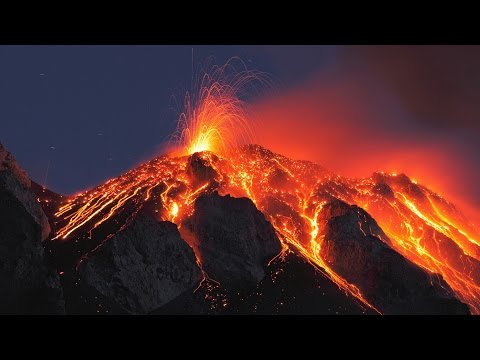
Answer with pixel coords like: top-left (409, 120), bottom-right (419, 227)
top-left (1, 142), bottom-right (478, 315)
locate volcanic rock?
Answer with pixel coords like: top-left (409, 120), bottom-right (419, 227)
top-left (318, 200), bottom-right (470, 314)
top-left (155, 250), bottom-right (372, 315)
top-left (372, 183), bottom-right (395, 200)
top-left (183, 192), bottom-right (282, 286)
top-left (186, 152), bottom-right (219, 185)
top-left (0, 144), bottom-right (50, 240)
top-left (78, 215), bottom-right (203, 314)
top-left (31, 181), bottom-right (66, 224)
top-left (0, 143), bottom-right (30, 188)
top-left (0, 144), bottom-right (64, 314)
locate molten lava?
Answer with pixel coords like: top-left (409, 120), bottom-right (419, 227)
top-left (47, 61), bottom-right (480, 314)
top-left (48, 142), bottom-right (480, 314)
top-left (170, 58), bottom-right (268, 157)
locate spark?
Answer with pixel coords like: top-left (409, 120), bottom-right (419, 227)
top-left (170, 57), bottom-right (271, 157)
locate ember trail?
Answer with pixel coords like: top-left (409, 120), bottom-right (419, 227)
top-left (49, 60), bottom-right (480, 314)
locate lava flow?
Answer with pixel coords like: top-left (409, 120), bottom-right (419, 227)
top-left (47, 61), bottom-right (480, 314)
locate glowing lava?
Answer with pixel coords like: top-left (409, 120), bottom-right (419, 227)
top-left (170, 58), bottom-right (268, 157)
top-left (46, 60), bottom-right (480, 314)
top-left (348, 173), bottom-right (480, 313)
top-left (49, 143), bottom-right (480, 314)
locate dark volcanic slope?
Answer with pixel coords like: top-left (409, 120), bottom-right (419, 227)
top-left (79, 214), bottom-right (203, 314)
top-left (23, 144), bottom-right (479, 314)
top-left (155, 251), bottom-right (373, 315)
top-left (164, 191), bottom-right (370, 314)
top-left (319, 200), bottom-right (469, 314)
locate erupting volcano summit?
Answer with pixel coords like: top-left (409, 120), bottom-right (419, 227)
top-left (1, 58), bottom-right (479, 315)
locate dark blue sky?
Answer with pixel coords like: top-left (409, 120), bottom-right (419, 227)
top-left (0, 45), bottom-right (338, 194)
top-left (1, 45), bottom-right (479, 221)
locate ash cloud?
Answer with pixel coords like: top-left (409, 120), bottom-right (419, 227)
top-left (248, 45), bottom-right (480, 225)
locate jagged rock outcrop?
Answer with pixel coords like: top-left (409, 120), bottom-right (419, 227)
top-left (0, 144), bottom-right (64, 314)
top-left (79, 215), bottom-right (203, 314)
top-left (0, 144), bottom-right (50, 240)
top-left (183, 192), bottom-right (282, 286)
top-left (186, 152), bottom-right (219, 185)
top-left (318, 200), bottom-right (470, 314)
top-left (0, 143), bottom-right (30, 187)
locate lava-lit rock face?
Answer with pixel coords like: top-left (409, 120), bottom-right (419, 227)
top-left (30, 144), bottom-right (480, 314)
top-left (79, 215), bottom-right (202, 314)
top-left (319, 201), bottom-right (470, 314)
top-left (186, 152), bottom-right (220, 186)
top-left (0, 144), bottom-right (64, 314)
top-left (183, 192), bottom-right (282, 286)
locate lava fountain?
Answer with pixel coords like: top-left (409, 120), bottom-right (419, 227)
top-left (170, 57), bottom-right (271, 157)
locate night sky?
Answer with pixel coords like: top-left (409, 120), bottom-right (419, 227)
top-left (0, 45), bottom-right (336, 194)
top-left (1, 45), bottom-right (479, 221)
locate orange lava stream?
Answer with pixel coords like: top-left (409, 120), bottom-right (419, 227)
top-left (51, 149), bottom-right (377, 312)
top-left (348, 174), bottom-right (480, 314)
top-left (50, 145), bottom-right (480, 313)
top-left (48, 61), bottom-right (480, 313)
top-left (222, 147), bottom-right (381, 313)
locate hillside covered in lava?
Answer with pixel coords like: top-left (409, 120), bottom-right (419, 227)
top-left (1, 142), bottom-right (479, 315)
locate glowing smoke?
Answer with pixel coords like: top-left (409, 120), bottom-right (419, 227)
top-left (249, 47), bottom-right (480, 227)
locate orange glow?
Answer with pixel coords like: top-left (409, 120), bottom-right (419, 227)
top-left (169, 58), bottom-right (270, 157)
top-left (51, 144), bottom-right (480, 313)
top-left (170, 202), bottom-right (179, 221)
top-left (250, 75), bottom-right (480, 228)
top-left (48, 63), bottom-right (480, 314)
top-left (349, 172), bottom-right (480, 313)
top-left (177, 85), bottom-right (252, 155)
